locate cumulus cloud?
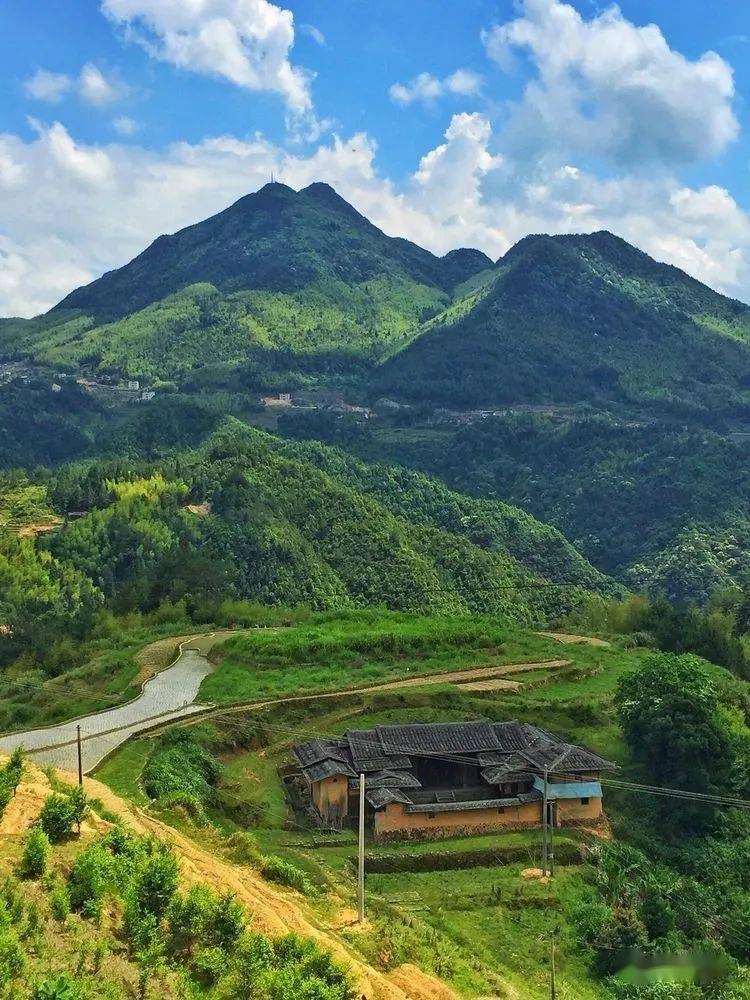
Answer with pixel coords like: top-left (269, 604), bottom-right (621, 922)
top-left (0, 116), bottom-right (749, 318)
top-left (24, 69), bottom-right (72, 103)
top-left (101, 0), bottom-right (312, 111)
top-left (78, 64), bottom-right (121, 106)
top-left (112, 116), bottom-right (139, 137)
top-left (390, 69), bottom-right (482, 106)
top-left (483, 0), bottom-right (738, 166)
top-left (24, 64), bottom-right (125, 107)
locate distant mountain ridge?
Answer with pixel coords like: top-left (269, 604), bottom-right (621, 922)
top-left (1, 181), bottom-right (749, 420)
top-left (0, 182), bottom-right (494, 378)
top-left (54, 182), bottom-right (492, 322)
top-left (376, 227), bottom-right (750, 417)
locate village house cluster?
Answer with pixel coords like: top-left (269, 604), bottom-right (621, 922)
top-left (293, 720), bottom-right (613, 839)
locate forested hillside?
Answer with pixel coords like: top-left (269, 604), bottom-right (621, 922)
top-left (279, 408), bottom-right (750, 604)
top-left (376, 231), bottom-right (750, 418)
top-left (0, 183), bottom-right (491, 380)
top-left (0, 419), bottom-right (612, 665)
top-left (3, 181), bottom-right (750, 608)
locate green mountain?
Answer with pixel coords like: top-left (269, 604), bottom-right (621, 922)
top-left (0, 421), bottom-right (614, 669)
top-left (376, 230), bottom-right (750, 417)
top-left (0, 183), bottom-right (491, 379)
top-left (288, 408), bottom-right (750, 604)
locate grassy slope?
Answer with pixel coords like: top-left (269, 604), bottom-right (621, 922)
top-left (98, 614), bottom-right (661, 998)
top-left (198, 611), bottom-right (607, 704)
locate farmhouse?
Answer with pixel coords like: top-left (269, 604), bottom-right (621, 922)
top-left (292, 720), bottom-right (614, 839)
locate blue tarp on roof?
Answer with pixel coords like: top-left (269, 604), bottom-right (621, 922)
top-left (532, 777), bottom-right (602, 800)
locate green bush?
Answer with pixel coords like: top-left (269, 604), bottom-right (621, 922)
top-left (0, 926), bottom-right (24, 986)
top-left (31, 973), bottom-right (84, 1000)
top-left (68, 842), bottom-right (113, 919)
top-left (193, 945), bottom-right (230, 986)
top-left (260, 856), bottom-right (317, 896)
top-left (227, 831), bottom-right (262, 865)
top-left (49, 883), bottom-right (70, 923)
top-left (19, 827), bottom-right (50, 879)
top-left (142, 730), bottom-right (222, 805)
top-left (38, 788), bottom-right (88, 843)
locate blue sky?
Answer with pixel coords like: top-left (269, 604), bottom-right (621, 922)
top-left (0, 0), bottom-right (749, 315)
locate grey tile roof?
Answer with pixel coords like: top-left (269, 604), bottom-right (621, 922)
top-left (293, 738), bottom-right (349, 769)
top-left (350, 770), bottom-right (422, 790)
top-left (355, 755), bottom-right (412, 772)
top-left (376, 720), bottom-right (500, 755)
top-left (365, 788), bottom-right (413, 809)
top-left (301, 759), bottom-right (356, 783)
top-left (293, 718), bottom-right (614, 809)
top-left (346, 729), bottom-right (383, 766)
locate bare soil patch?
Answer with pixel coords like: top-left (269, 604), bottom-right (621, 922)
top-left (537, 631), bottom-right (610, 648)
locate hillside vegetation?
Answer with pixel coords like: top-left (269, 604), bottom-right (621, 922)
top-left (0, 183), bottom-right (491, 380)
top-left (376, 231), bottom-right (750, 418)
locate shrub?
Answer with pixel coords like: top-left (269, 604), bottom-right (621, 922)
top-left (68, 843), bottom-right (113, 919)
top-left (167, 885), bottom-right (216, 955)
top-left (125, 843), bottom-right (179, 947)
top-left (260, 856), bottom-right (317, 895)
top-left (206, 892), bottom-right (245, 951)
top-left (19, 827), bottom-right (50, 879)
top-left (158, 791), bottom-right (209, 826)
top-left (0, 927), bottom-right (24, 986)
top-left (38, 793), bottom-right (77, 843)
top-left (142, 730), bottom-right (221, 804)
top-left (227, 830), bottom-right (262, 865)
top-left (49, 883), bottom-right (70, 922)
top-left (32, 973), bottom-right (84, 1000)
top-left (193, 945), bottom-right (230, 987)
top-left (4, 747), bottom-right (24, 795)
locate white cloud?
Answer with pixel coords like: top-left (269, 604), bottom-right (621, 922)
top-left (483, 0), bottom-right (738, 166)
top-left (31, 121), bottom-right (114, 186)
top-left (23, 69), bottom-right (72, 103)
top-left (101, 0), bottom-right (312, 111)
top-left (24, 64), bottom-right (125, 107)
top-left (78, 64), bottom-right (120, 106)
top-left (390, 69), bottom-right (482, 106)
top-left (0, 116), bottom-right (749, 319)
top-left (300, 23), bottom-right (325, 46)
top-left (112, 116), bottom-right (139, 137)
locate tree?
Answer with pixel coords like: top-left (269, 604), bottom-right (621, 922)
top-left (38, 794), bottom-right (76, 843)
top-left (19, 827), bottom-right (49, 879)
top-left (38, 788), bottom-right (88, 843)
top-left (615, 653), bottom-right (742, 833)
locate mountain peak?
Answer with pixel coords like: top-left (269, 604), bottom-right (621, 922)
top-left (50, 179), bottom-right (491, 323)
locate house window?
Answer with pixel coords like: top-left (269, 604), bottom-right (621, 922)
top-left (498, 807), bottom-right (505, 814)
top-left (332, 778), bottom-right (338, 783)
top-left (428, 812), bottom-right (436, 819)
top-left (581, 797), bottom-right (589, 805)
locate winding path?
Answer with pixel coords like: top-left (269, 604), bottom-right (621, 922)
top-left (0, 636), bottom-right (221, 773)
top-left (0, 633), bottom-right (576, 775)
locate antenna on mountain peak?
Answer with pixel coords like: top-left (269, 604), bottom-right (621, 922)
top-left (270, 170), bottom-right (275, 184)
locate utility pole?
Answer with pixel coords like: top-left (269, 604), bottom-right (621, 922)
top-left (549, 798), bottom-right (555, 877)
top-left (541, 765), bottom-right (549, 876)
top-left (76, 725), bottom-right (83, 786)
top-left (358, 772), bottom-right (365, 922)
top-left (550, 938), bottom-right (557, 1000)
